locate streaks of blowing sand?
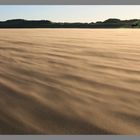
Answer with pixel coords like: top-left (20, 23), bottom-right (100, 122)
top-left (0, 29), bottom-right (140, 134)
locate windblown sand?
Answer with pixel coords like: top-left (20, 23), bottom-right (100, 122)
top-left (0, 29), bottom-right (140, 134)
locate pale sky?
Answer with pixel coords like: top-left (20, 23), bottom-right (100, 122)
top-left (0, 6), bottom-right (140, 22)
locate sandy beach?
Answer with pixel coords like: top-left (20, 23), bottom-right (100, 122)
top-left (0, 29), bottom-right (140, 134)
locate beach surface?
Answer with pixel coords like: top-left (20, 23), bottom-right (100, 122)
top-left (0, 29), bottom-right (140, 134)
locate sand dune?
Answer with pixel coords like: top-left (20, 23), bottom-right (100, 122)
top-left (0, 29), bottom-right (140, 134)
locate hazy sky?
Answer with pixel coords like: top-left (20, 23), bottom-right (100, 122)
top-left (0, 6), bottom-right (140, 22)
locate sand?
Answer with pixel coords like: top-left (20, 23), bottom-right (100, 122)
top-left (0, 29), bottom-right (140, 134)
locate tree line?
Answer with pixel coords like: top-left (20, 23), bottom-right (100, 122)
top-left (0, 18), bottom-right (140, 28)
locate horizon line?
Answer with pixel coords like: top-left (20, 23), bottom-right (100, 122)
top-left (1, 18), bottom-right (140, 23)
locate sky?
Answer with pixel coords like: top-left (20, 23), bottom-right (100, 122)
top-left (0, 6), bottom-right (140, 22)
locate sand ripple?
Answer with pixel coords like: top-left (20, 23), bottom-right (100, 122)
top-left (0, 29), bottom-right (140, 134)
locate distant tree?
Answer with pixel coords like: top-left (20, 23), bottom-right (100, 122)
top-left (103, 18), bottom-right (121, 23)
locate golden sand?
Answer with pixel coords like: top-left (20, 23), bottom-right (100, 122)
top-left (0, 29), bottom-right (140, 134)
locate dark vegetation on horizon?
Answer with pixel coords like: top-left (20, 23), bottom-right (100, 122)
top-left (0, 18), bottom-right (140, 28)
